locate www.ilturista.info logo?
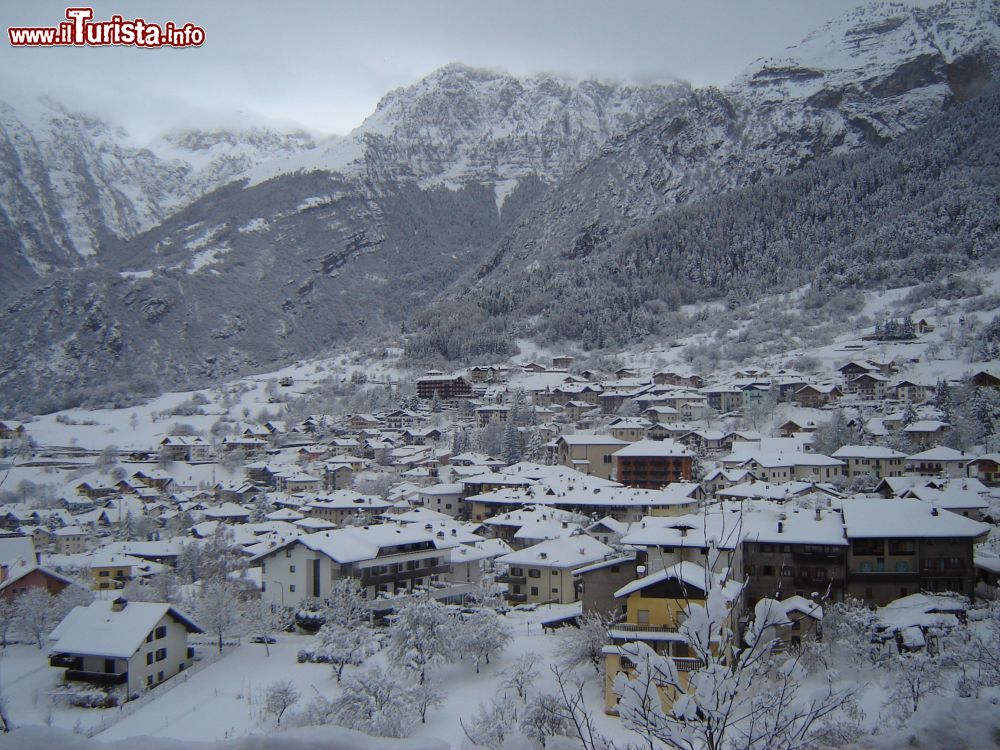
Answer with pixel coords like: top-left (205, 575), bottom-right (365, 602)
top-left (8, 7), bottom-right (205, 48)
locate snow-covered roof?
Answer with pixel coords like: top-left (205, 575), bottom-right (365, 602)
top-left (254, 523), bottom-right (458, 565)
top-left (831, 445), bottom-right (906, 460)
top-left (496, 535), bottom-right (614, 569)
top-left (906, 446), bottom-right (969, 462)
top-left (613, 439), bottom-right (693, 458)
top-left (841, 498), bottom-right (990, 539)
top-left (49, 598), bottom-right (202, 659)
top-left (614, 561), bottom-right (743, 601)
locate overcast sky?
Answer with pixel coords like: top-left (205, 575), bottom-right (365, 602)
top-left (1, 0), bottom-right (938, 141)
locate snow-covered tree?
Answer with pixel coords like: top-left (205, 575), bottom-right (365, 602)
top-left (316, 620), bottom-right (379, 681)
top-left (324, 577), bottom-right (370, 628)
top-left (0, 599), bottom-right (16, 648)
top-left (331, 666), bottom-right (419, 738)
top-left (823, 597), bottom-right (881, 668)
top-left (607, 595), bottom-right (853, 750)
top-left (53, 585), bottom-right (94, 620)
top-left (811, 410), bottom-right (856, 455)
top-left (460, 695), bottom-right (518, 750)
top-left (264, 680), bottom-right (299, 726)
top-left (14, 588), bottom-right (57, 648)
top-left (460, 609), bottom-right (511, 673)
top-left (242, 598), bottom-right (293, 657)
top-left (521, 692), bottom-right (575, 748)
top-left (944, 599), bottom-right (1000, 696)
top-left (559, 611), bottom-right (612, 675)
top-left (249, 494), bottom-right (272, 523)
top-left (412, 679), bottom-right (445, 724)
top-left (387, 596), bottom-right (458, 684)
top-left (194, 578), bottom-right (244, 652)
top-left (882, 652), bottom-right (943, 725)
top-left (501, 652), bottom-right (539, 703)
top-left (501, 420), bottom-right (522, 465)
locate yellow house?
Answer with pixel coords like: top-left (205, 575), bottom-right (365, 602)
top-left (90, 553), bottom-right (166, 591)
top-left (602, 562), bottom-right (743, 714)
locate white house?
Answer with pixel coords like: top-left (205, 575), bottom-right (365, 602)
top-left (48, 597), bottom-right (202, 696)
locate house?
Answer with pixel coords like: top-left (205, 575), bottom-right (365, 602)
top-left (220, 437), bottom-right (267, 458)
top-left (48, 597), bottom-right (202, 695)
top-left (967, 454), bottom-right (1000, 485)
top-left (558, 401), bottom-right (591, 422)
top-left (252, 524), bottom-right (458, 606)
top-left (553, 434), bottom-right (628, 480)
top-left (53, 525), bottom-right (89, 555)
top-left (496, 535), bottom-right (615, 605)
top-left (837, 361), bottom-right (880, 381)
top-left (613, 440), bottom-right (694, 489)
top-left (416, 483), bottom-right (465, 518)
top-left (475, 406), bottom-right (511, 428)
top-left (90, 553), bottom-right (166, 591)
top-left (890, 381), bottom-right (929, 404)
top-left (851, 372), bottom-right (888, 401)
top-left (304, 492), bottom-right (394, 526)
top-left (841, 498), bottom-right (990, 605)
top-left (159, 436), bottom-right (212, 462)
top-left (642, 405), bottom-right (681, 424)
top-left (603, 562), bottom-right (743, 714)
top-left (0, 421), bottom-right (25, 440)
top-left (0, 562), bottom-right (82, 601)
top-left (903, 421), bottom-right (952, 449)
top-left (416, 374), bottom-right (472, 400)
top-left (552, 355), bottom-right (575, 369)
top-left (702, 386), bottom-right (743, 413)
top-left (794, 384), bottom-right (842, 407)
top-left (346, 414), bottom-right (379, 430)
top-left (609, 417), bottom-right (652, 443)
top-left (905, 446), bottom-right (969, 477)
top-left (971, 369), bottom-right (1000, 390)
top-left (574, 554), bottom-right (637, 618)
top-left (831, 446), bottom-right (907, 480)
top-left (772, 596), bottom-right (823, 649)
top-left (778, 420), bottom-right (816, 438)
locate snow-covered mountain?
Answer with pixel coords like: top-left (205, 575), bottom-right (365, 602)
top-left (246, 64), bottom-right (687, 206)
top-left (0, 99), bottom-right (316, 297)
top-left (0, 0), bottom-right (997, 414)
top-left (455, 0), bottom-right (999, 293)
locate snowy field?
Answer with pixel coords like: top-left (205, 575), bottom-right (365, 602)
top-left (0, 606), bottom-right (637, 749)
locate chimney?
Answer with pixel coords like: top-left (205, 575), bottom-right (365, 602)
top-left (680, 527), bottom-right (688, 537)
top-left (112, 597), bottom-right (127, 612)
top-left (931, 507), bottom-right (939, 516)
top-left (815, 508), bottom-right (822, 521)
top-left (562, 521), bottom-right (568, 529)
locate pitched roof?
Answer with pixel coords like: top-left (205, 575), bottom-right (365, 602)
top-left (49, 599), bottom-right (202, 659)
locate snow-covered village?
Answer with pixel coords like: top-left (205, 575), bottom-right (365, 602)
top-left (1, 1), bottom-right (1000, 749)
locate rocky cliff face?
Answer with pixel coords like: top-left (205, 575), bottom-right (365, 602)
top-left (0, 99), bottom-right (316, 297)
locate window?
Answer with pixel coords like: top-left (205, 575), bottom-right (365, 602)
top-left (603, 454), bottom-right (612, 464)
top-left (552, 587), bottom-right (558, 594)
top-left (155, 626), bottom-right (166, 639)
top-left (155, 648), bottom-right (167, 662)
top-left (146, 632), bottom-right (154, 643)
top-left (780, 567), bottom-right (794, 578)
top-left (860, 562), bottom-right (873, 572)
top-left (889, 540), bottom-right (915, 555)
top-left (146, 652), bottom-right (153, 665)
top-left (158, 671), bottom-right (164, 682)
top-left (762, 565), bottom-right (774, 577)
top-left (528, 569), bottom-right (541, 578)
top-left (261, 562), bottom-right (266, 573)
top-left (289, 584), bottom-right (296, 592)
top-left (289, 565), bottom-right (296, 573)
top-left (147, 675), bottom-right (153, 687)
top-left (895, 561), bottom-right (909, 573)
top-left (285, 549), bottom-right (292, 558)
top-left (530, 586), bottom-right (538, 596)
top-left (261, 582), bottom-right (266, 592)
top-left (99, 570), bottom-right (110, 577)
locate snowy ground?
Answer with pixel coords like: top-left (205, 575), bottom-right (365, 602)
top-left (1, 606), bottom-right (637, 748)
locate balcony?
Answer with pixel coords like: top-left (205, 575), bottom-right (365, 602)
top-left (849, 570), bottom-right (919, 582)
top-left (506, 592), bottom-right (527, 602)
top-left (793, 576), bottom-right (841, 588)
top-left (49, 654), bottom-right (82, 669)
top-left (791, 552), bottom-right (845, 564)
top-left (66, 669), bottom-right (128, 686)
top-left (611, 623), bottom-right (679, 634)
top-left (495, 573), bottom-right (526, 585)
top-left (360, 564), bottom-right (451, 588)
top-left (920, 568), bottom-right (967, 578)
